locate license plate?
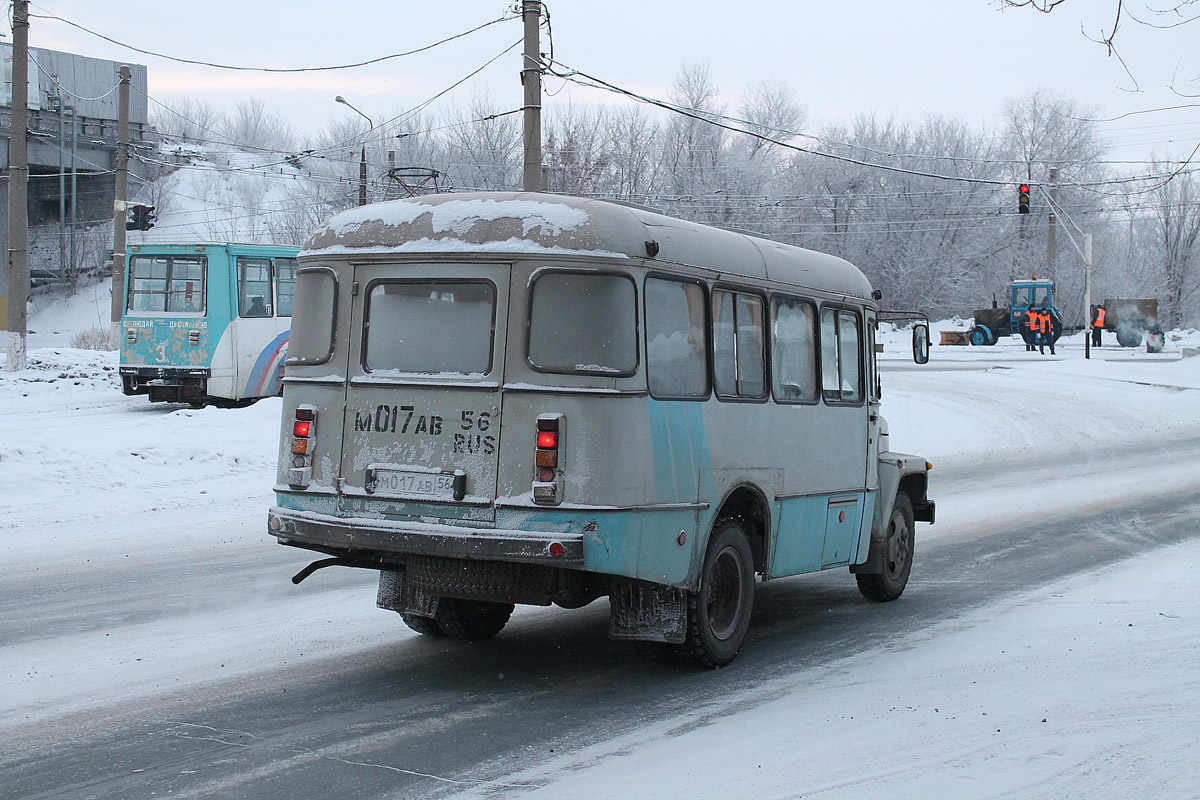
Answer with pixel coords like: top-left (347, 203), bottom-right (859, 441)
top-left (368, 468), bottom-right (458, 500)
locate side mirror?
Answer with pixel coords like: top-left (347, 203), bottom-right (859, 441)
top-left (912, 323), bottom-right (930, 364)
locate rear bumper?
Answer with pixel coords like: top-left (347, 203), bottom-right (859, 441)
top-left (120, 366), bottom-right (209, 402)
top-left (267, 506), bottom-right (585, 568)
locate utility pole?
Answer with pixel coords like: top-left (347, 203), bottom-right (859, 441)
top-left (521, 0), bottom-right (543, 192)
top-left (110, 65), bottom-right (131, 323)
top-left (1084, 233), bottom-right (1092, 360)
top-left (70, 104), bottom-right (78, 278)
top-left (58, 83), bottom-right (66, 279)
top-left (6, 0), bottom-right (31, 372)
top-left (1047, 167), bottom-right (1058, 284)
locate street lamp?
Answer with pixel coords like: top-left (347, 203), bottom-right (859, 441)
top-left (335, 95), bottom-right (373, 206)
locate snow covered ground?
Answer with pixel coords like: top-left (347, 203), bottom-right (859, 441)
top-left (450, 538), bottom-right (1200, 800)
top-left (2, 295), bottom-right (1199, 797)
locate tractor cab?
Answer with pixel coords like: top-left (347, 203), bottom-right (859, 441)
top-left (1009, 278), bottom-right (1058, 332)
top-left (969, 276), bottom-right (1062, 347)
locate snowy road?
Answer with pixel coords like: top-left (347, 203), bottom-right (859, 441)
top-left (3, 340), bottom-right (1199, 799)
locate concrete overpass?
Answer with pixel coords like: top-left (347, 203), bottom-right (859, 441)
top-left (2, 44), bottom-right (151, 329)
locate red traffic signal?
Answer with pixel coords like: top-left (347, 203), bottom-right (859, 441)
top-left (1018, 185), bottom-right (1031, 214)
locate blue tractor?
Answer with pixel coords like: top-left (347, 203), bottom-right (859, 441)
top-left (969, 278), bottom-right (1063, 347)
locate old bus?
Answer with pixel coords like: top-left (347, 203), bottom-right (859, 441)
top-left (119, 242), bottom-right (300, 405)
top-left (268, 192), bottom-right (934, 667)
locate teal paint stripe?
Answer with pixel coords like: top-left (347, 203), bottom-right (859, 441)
top-left (647, 400), bottom-right (676, 503)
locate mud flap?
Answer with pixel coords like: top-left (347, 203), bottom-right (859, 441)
top-left (377, 569), bottom-right (440, 618)
top-left (608, 579), bottom-right (687, 644)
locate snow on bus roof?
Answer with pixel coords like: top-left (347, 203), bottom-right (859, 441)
top-left (302, 192), bottom-right (873, 300)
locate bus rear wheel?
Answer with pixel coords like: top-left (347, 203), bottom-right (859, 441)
top-left (856, 491), bottom-right (915, 602)
top-left (435, 598), bottom-right (515, 640)
top-left (400, 612), bottom-right (444, 637)
top-left (676, 519), bottom-right (755, 668)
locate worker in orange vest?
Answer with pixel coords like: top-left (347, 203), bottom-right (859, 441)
top-left (1022, 311), bottom-right (1041, 352)
top-left (1034, 307), bottom-right (1056, 355)
top-left (1091, 304), bottom-right (1107, 347)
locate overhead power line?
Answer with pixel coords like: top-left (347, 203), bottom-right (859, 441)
top-left (544, 57), bottom-right (1200, 193)
top-left (28, 3), bottom-right (518, 72)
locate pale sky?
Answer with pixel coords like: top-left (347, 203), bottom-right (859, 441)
top-left (18, 0), bottom-right (1200, 165)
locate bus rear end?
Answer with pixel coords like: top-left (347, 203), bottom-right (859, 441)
top-left (120, 243), bottom-right (298, 404)
top-left (119, 245), bottom-right (215, 403)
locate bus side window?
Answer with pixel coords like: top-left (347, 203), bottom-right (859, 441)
top-left (275, 258), bottom-right (297, 317)
top-left (771, 296), bottom-right (817, 402)
top-left (238, 257), bottom-right (274, 318)
top-left (646, 277), bottom-right (708, 399)
top-left (820, 307), bottom-right (864, 404)
top-left (713, 289), bottom-right (766, 400)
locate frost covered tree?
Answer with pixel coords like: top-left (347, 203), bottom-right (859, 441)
top-left (1134, 162), bottom-right (1200, 327)
top-left (442, 94), bottom-right (520, 191)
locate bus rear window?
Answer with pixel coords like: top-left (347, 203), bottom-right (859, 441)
top-left (365, 281), bottom-right (496, 374)
top-left (127, 255), bottom-right (206, 313)
top-left (287, 269), bottom-right (337, 366)
top-left (528, 272), bottom-right (637, 375)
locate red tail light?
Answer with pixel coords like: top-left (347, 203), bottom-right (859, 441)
top-left (533, 415), bottom-right (563, 504)
top-left (288, 405), bottom-right (318, 488)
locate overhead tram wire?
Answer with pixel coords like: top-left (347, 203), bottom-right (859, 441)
top-left (27, 3), bottom-right (518, 73)
top-left (543, 57), bottom-right (1200, 192)
top-left (129, 37), bottom-right (522, 180)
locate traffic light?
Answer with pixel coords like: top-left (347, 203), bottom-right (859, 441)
top-left (126, 204), bottom-right (156, 231)
top-left (1018, 184), bottom-right (1031, 215)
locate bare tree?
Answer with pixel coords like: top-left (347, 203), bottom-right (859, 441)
top-left (602, 106), bottom-right (661, 197)
top-left (543, 104), bottom-right (610, 195)
top-left (442, 93), bottom-right (520, 191)
top-left (663, 63), bottom-right (728, 205)
top-left (150, 96), bottom-right (225, 144)
top-left (221, 98), bottom-right (297, 152)
top-left (1141, 160), bottom-right (1200, 326)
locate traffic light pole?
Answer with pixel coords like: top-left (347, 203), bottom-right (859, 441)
top-left (1038, 185), bottom-right (1092, 360)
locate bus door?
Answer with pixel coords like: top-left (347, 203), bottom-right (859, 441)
top-left (233, 255), bottom-right (289, 398)
top-left (817, 306), bottom-right (869, 567)
top-left (336, 262), bottom-right (510, 524)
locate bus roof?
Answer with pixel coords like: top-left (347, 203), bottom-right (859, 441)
top-left (127, 243), bottom-right (301, 255)
top-left (302, 192), bottom-right (874, 301)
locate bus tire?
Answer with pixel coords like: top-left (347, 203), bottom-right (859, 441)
top-left (676, 519), bottom-right (755, 668)
top-left (435, 598), bottom-right (515, 640)
top-left (856, 491), bottom-right (915, 602)
top-left (400, 612), bottom-right (444, 637)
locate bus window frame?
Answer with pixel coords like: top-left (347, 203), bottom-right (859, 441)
top-left (274, 256), bottom-right (298, 318)
top-left (284, 266), bottom-right (339, 367)
top-left (126, 254), bottom-right (208, 315)
top-left (712, 284), bottom-right (770, 404)
top-left (525, 268), bottom-right (641, 379)
top-left (360, 277), bottom-right (499, 376)
top-left (818, 303), bottom-right (866, 407)
top-left (644, 272), bottom-right (712, 402)
top-left (769, 292), bottom-right (820, 406)
top-left (237, 256), bottom-right (275, 319)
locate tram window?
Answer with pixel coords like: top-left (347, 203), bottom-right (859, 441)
top-left (275, 258), bottom-right (297, 317)
top-left (714, 289), bottom-right (766, 399)
top-left (365, 281), bottom-right (496, 374)
top-left (238, 257), bottom-right (273, 318)
top-left (286, 269), bottom-right (337, 366)
top-left (528, 272), bottom-right (637, 376)
top-left (646, 277), bottom-right (708, 399)
top-left (128, 255), bottom-right (206, 313)
top-left (820, 308), bottom-right (863, 404)
top-left (772, 296), bottom-right (818, 402)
